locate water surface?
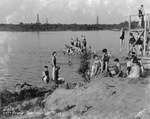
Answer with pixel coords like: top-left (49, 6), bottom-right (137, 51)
top-left (0, 31), bottom-right (130, 89)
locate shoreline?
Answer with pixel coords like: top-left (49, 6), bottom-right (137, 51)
top-left (0, 76), bottom-right (150, 119)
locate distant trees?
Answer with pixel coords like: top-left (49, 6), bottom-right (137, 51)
top-left (0, 21), bottom-right (133, 32)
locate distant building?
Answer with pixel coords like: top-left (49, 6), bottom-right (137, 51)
top-left (96, 16), bottom-right (99, 25)
top-left (36, 14), bottom-right (40, 24)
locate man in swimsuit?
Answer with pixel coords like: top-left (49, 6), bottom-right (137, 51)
top-left (138, 5), bottom-right (145, 28)
top-left (120, 27), bottom-right (125, 51)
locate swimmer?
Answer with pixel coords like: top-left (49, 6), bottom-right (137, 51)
top-left (55, 66), bottom-right (65, 84)
top-left (42, 66), bottom-right (50, 83)
top-left (120, 27), bottom-right (125, 51)
top-left (52, 51), bottom-right (57, 80)
top-left (91, 55), bottom-right (102, 78)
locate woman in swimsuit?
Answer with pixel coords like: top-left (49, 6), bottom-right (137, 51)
top-left (52, 51), bottom-right (57, 80)
top-left (120, 27), bottom-right (125, 51)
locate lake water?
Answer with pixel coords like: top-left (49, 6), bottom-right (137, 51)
top-left (0, 31), bottom-right (130, 89)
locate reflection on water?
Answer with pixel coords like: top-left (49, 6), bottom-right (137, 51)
top-left (0, 31), bottom-right (129, 89)
top-left (0, 32), bottom-right (12, 90)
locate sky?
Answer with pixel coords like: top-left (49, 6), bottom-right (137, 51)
top-left (0, 0), bottom-right (150, 24)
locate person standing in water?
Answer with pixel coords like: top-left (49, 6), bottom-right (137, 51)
top-left (120, 27), bottom-right (125, 51)
top-left (82, 36), bottom-right (87, 49)
top-left (138, 5), bottom-right (145, 28)
top-left (52, 51), bottom-right (57, 80)
top-left (42, 66), bottom-right (50, 83)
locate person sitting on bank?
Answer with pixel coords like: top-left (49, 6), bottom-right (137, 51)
top-left (42, 66), bottom-right (50, 83)
top-left (132, 56), bottom-right (144, 74)
top-left (109, 58), bottom-right (122, 77)
top-left (128, 58), bottom-right (141, 78)
top-left (90, 55), bottom-right (102, 78)
top-left (128, 56), bottom-right (144, 78)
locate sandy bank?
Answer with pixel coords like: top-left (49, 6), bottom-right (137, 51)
top-left (5, 76), bottom-right (150, 119)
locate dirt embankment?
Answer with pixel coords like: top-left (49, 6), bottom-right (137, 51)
top-left (6, 77), bottom-right (150, 119)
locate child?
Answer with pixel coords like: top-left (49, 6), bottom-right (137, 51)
top-left (55, 66), bottom-right (65, 84)
top-left (55, 66), bottom-right (60, 81)
top-left (101, 49), bottom-right (111, 73)
top-left (90, 61), bottom-right (97, 78)
top-left (90, 55), bottom-right (102, 78)
top-left (42, 66), bottom-right (50, 83)
top-left (125, 57), bottom-right (132, 76)
top-left (109, 58), bottom-right (122, 77)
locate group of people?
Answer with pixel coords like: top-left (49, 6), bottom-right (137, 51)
top-left (41, 4), bottom-right (148, 83)
top-left (119, 5), bottom-right (146, 52)
top-left (42, 51), bottom-right (64, 84)
top-left (63, 36), bottom-right (88, 55)
top-left (120, 29), bottom-right (150, 56)
top-left (128, 31), bottom-right (150, 56)
top-left (90, 48), bottom-right (145, 79)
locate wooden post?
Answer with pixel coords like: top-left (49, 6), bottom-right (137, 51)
top-left (129, 15), bottom-right (131, 32)
top-left (0, 89), bottom-right (1, 109)
top-left (148, 15), bottom-right (150, 29)
top-left (143, 15), bottom-right (147, 56)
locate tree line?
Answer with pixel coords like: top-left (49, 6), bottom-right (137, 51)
top-left (0, 21), bottom-right (139, 31)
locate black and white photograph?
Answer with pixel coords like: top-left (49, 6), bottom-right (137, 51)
top-left (0, 0), bottom-right (150, 119)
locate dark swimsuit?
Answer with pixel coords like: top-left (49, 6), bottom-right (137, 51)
top-left (138, 9), bottom-right (143, 17)
top-left (42, 71), bottom-right (50, 83)
top-left (103, 54), bottom-right (110, 70)
top-left (71, 41), bottom-right (74, 46)
top-left (120, 31), bottom-right (125, 40)
top-left (129, 37), bottom-right (136, 44)
top-left (52, 56), bottom-right (56, 67)
top-left (135, 38), bottom-right (143, 45)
